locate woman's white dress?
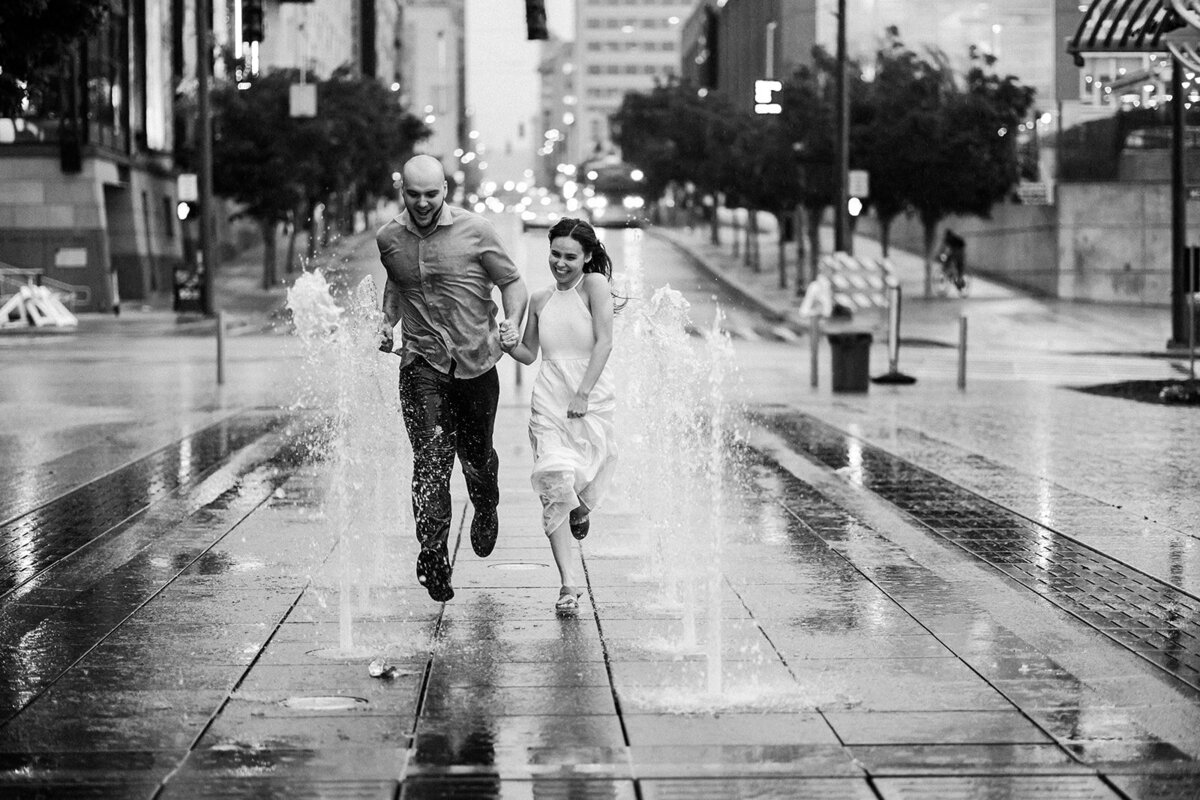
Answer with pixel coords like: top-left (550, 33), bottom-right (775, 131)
top-left (529, 281), bottom-right (617, 536)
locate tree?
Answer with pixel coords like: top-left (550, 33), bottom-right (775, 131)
top-left (777, 51), bottom-right (842, 286)
top-left (861, 28), bottom-right (954, 259)
top-left (0, 0), bottom-right (112, 116)
top-left (875, 38), bottom-right (1035, 295)
top-left (211, 72), bottom-right (307, 289)
top-left (211, 69), bottom-right (429, 288)
top-left (611, 79), bottom-right (743, 244)
top-left (312, 66), bottom-right (429, 239)
top-left (729, 116), bottom-right (802, 285)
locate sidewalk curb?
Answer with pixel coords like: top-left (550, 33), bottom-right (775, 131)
top-left (648, 227), bottom-right (801, 329)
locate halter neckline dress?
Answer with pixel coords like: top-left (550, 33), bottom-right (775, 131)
top-left (528, 277), bottom-right (617, 535)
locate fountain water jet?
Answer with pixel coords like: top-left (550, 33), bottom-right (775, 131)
top-left (286, 269), bottom-right (417, 659)
top-left (608, 242), bottom-right (748, 703)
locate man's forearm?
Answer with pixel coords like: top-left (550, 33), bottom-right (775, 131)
top-left (499, 280), bottom-right (529, 328)
top-left (381, 280), bottom-right (402, 325)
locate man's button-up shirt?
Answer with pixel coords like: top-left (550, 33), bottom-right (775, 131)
top-left (376, 204), bottom-right (521, 379)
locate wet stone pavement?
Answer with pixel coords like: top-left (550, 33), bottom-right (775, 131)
top-left (1, 393), bottom-right (1199, 800)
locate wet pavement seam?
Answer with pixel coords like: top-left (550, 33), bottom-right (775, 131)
top-left (153, 577), bottom-right (313, 799)
top-left (758, 410), bottom-right (1200, 695)
top-left (404, 504), bottom-right (469, 778)
top-left (0, 410), bottom-right (287, 601)
top-left (891, 425), bottom-right (1198, 545)
top-left (579, 548), bottom-right (639, 766)
top-left (0, 442), bottom-right (298, 730)
top-left (766, 477), bottom-right (1079, 770)
top-left (723, 577), bottom-right (847, 749)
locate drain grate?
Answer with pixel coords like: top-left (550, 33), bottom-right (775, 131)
top-left (760, 411), bottom-right (1200, 692)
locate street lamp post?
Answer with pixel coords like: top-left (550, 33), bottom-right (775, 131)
top-left (196, 0), bottom-right (216, 317)
top-left (834, 0), bottom-right (851, 255)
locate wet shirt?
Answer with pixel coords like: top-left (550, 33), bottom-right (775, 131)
top-left (376, 205), bottom-right (520, 379)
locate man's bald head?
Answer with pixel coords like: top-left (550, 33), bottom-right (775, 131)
top-left (402, 155), bottom-right (446, 186)
top-left (400, 155), bottom-right (449, 233)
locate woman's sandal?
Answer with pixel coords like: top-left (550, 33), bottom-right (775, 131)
top-left (569, 507), bottom-right (590, 540)
top-left (555, 586), bottom-right (582, 611)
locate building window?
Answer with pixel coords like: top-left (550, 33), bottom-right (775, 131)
top-left (162, 196), bottom-right (175, 240)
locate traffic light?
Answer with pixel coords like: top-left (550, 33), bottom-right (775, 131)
top-left (243, 0), bottom-right (264, 43)
top-left (525, 0), bottom-right (548, 40)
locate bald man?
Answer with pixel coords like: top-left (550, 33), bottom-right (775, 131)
top-left (377, 155), bottom-right (529, 602)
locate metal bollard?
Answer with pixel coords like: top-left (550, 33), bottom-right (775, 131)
top-left (809, 316), bottom-right (820, 388)
top-left (872, 284), bottom-right (916, 385)
top-left (217, 310), bottom-right (227, 386)
top-left (1189, 292), bottom-right (1196, 381)
top-left (888, 284), bottom-right (900, 371)
top-left (957, 313), bottom-right (967, 390)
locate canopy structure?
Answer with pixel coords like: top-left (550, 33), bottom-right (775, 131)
top-left (1067, 0), bottom-right (1200, 71)
top-left (1068, 0), bottom-right (1200, 346)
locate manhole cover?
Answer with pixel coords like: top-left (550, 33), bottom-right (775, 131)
top-left (488, 562), bottom-right (549, 570)
top-left (281, 695), bottom-right (368, 711)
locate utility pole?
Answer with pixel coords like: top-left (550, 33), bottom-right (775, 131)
top-left (1171, 58), bottom-right (1189, 348)
top-left (834, 0), bottom-right (850, 255)
top-left (197, 0), bottom-right (216, 316)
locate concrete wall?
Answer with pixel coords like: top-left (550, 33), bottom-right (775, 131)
top-left (858, 202), bottom-right (1060, 297)
top-left (0, 154), bottom-right (112, 311)
top-left (1056, 182), bottom-right (1196, 306)
top-left (855, 181), bottom-right (1195, 307)
top-left (0, 152), bottom-right (183, 312)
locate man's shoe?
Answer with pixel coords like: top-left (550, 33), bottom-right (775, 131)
top-left (416, 547), bottom-right (454, 603)
top-left (470, 507), bottom-right (498, 558)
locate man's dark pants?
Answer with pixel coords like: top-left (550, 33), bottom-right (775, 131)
top-left (398, 358), bottom-right (500, 556)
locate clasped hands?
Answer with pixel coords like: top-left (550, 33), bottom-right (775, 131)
top-left (498, 320), bottom-right (519, 352)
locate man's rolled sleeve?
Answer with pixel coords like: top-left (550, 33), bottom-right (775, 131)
top-left (478, 223), bottom-right (521, 287)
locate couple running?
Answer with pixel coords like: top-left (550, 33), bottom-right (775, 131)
top-left (376, 155), bottom-right (619, 611)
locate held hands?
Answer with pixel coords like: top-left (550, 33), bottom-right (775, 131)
top-left (498, 319), bottom-right (518, 352)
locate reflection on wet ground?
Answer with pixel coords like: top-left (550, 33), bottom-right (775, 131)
top-left (1, 408), bottom-right (1199, 797)
top-left (0, 411), bottom-right (286, 597)
top-left (759, 410), bottom-right (1200, 694)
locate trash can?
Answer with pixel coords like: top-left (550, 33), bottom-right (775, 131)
top-left (827, 332), bottom-right (872, 392)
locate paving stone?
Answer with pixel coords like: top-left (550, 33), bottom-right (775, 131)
top-left (873, 774), bottom-right (1121, 799)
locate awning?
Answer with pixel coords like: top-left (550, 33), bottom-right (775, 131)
top-left (1067, 0), bottom-right (1200, 69)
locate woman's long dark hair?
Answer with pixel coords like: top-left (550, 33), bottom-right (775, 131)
top-left (547, 217), bottom-right (626, 311)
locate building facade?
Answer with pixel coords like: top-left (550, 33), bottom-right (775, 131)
top-left (680, 0), bottom-right (1197, 309)
top-left (0, 0), bottom-right (411, 315)
top-left (397, 0), bottom-right (466, 168)
top-left (0, 0), bottom-right (182, 313)
top-left (569, 0), bottom-right (696, 165)
top-left (536, 39), bottom-right (577, 188)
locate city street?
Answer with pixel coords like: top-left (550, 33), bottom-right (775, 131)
top-left (1, 215), bottom-right (1198, 799)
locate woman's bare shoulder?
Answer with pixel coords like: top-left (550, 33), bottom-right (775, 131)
top-left (530, 285), bottom-right (555, 312)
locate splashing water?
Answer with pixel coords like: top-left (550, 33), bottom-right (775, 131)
top-left (286, 269), bottom-right (417, 658)
top-left (609, 244), bottom-right (758, 705)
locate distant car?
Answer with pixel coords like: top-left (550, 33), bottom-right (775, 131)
top-left (521, 198), bottom-right (571, 232)
top-left (583, 192), bottom-right (647, 228)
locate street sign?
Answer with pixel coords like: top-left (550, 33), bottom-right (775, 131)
top-left (177, 173), bottom-right (198, 202)
top-left (1016, 181), bottom-right (1053, 205)
top-left (848, 169), bottom-right (869, 198)
top-left (754, 79), bottom-right (782, 115)
top-left (290, 83), bottom-right (317, 118)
